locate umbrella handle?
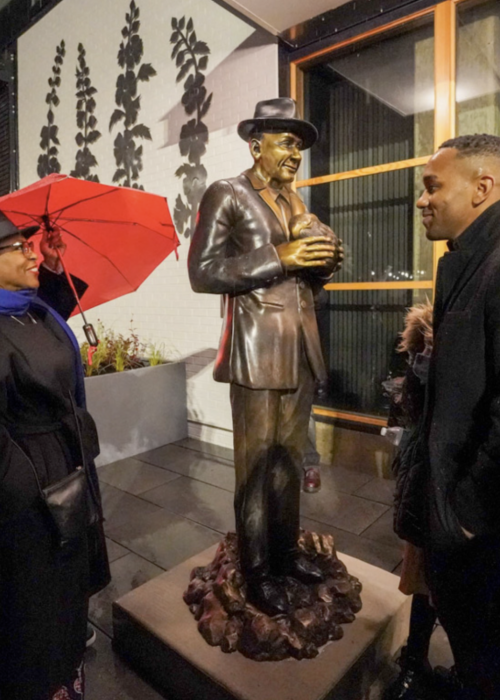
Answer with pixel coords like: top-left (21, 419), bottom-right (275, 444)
top-left (83, 323), bottom-right (99, 346)
top-left (55, 248), bottom-right (99, 347)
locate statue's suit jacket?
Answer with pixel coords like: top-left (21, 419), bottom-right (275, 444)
top-left (188, 169), bottom-right (332, 390)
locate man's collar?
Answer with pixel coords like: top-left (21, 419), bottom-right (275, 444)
top-left (450, 199), bottom-right (500, 252)
top-left (243, 169), bottom-right (292, 203)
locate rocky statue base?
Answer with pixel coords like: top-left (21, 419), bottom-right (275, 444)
top-left (183, 530), bottom-right (362, 661)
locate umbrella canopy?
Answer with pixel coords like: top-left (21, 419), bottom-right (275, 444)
top-left (0, 174), bottom-right (179, 314)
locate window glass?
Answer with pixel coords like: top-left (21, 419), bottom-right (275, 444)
top-left (299, 167), bottom-right (433, 284)
top-left (457, 1), bottom-right (500, 136)
top-left (302, 20), bottom-right (434, 181)
top-left (315, 289), bottom-right (428, 416)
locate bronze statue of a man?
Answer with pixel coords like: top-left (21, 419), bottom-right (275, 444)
top-left (188, 98), bottom-right (341, 617)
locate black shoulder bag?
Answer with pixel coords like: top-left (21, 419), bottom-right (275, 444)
top-left (13, 393), bottom-right (99, 547)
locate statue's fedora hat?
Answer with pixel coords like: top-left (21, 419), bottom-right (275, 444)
top-left (237, 98), bottom-right (318, 150)
top-left (0, 211), bottom-right (39, 243)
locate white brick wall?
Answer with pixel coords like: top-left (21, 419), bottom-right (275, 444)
top-left (17, 0), bottom-right (279, 448)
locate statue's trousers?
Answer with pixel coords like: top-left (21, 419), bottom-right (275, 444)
top-left (230, 350), bottom-right (315, 580)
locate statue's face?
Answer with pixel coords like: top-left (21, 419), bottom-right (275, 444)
top-left (251, 132), bottom-right (302, 186)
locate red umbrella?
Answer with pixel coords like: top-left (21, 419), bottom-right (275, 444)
top-left (0, 174), bottom-right (180, 316)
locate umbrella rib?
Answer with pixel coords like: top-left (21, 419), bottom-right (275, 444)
top-left (57, 216), bottom-right (175, 228)
top-left (56, 218), bottom-right (177, 240)
top-left (44, 182), bottom-right (52, 218)
top-left (56, 224), bottom-right (137, 290)
top-left (0, 209), bottom-right (44, 226)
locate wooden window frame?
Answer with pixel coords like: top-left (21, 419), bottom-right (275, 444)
top-left (287, 0), bottom-right (474, 425)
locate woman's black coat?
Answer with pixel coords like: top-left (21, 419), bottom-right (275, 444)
top-left (0, 267), bottom-right (109, 698)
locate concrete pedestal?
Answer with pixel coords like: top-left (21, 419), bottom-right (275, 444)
top-left (113, 546), bottom-right (410, 700)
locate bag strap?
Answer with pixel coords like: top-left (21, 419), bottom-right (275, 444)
top-left (68, 391), bottom-right (87, 471)
top-left (11, 438), bottom-right (45, 498)
top-left (68, 391), bottom-right (100, 511)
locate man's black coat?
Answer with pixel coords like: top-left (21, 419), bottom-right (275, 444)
top-left (424, 199), bottom-right (500, 551)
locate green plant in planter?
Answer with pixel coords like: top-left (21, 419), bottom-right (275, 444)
top-left (80, 322), bottom-right (166, 376)
top-left (147, 342), bottom-right (166, 367)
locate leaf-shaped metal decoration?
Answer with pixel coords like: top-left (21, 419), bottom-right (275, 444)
top-left (111, 0), bottom-right (156, 187)
top-left (200, 93), bottom-right (213, 119)
top-left (171, 42), bottom-right (183, 60)
top-left (176, 59), bottom-right (194, 83)
top-left (137, 63), bottom-right (157, 81)
top-left (131, 124), bottom-right (151, 139)
top-left (170, 16), bottom-right (213, 238)
top-left (37, 40), bottom-right (65, 178)
top-left (176, 51), bottom-right (185, 68)
top-left (193, 41), bottom-right (210, 55)
top-left (71, 42), bottom-right (101, 181)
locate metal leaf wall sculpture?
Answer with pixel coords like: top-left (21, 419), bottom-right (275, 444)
top-left (170, 16), bottom-right (213, 238)
top-left (110, 0), bottom-right (157, 190)
top-left (37, 40), bottom-right (66, 178)
top-left (70, 43), bottom-right (101, 182)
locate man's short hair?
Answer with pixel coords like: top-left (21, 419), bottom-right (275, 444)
top-left (249, 128), bottom-right (302, 142)
top-left (440, 134), bottom-right (500, 159)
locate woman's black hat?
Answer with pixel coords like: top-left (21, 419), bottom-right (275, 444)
top-left (0, 211), bottom-right (39, 242)
top-left (237, 98), bottom-right (318, 150)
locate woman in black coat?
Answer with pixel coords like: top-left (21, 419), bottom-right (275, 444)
top-left (0, 212), bottom-right (109, 700)
top-left (383, 302), bottom-right (439, 700)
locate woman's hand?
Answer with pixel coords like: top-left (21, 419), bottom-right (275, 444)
top-left (40, 228), bottom-right (66, 273)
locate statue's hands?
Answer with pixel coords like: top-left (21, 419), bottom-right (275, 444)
top-left (276, 236), bottom-right (336, 271)
top-left (316, 222), bottom-right (344, 274)
top-left (40, 227), bottom-right (66, 273)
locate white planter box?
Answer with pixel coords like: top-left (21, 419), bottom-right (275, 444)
top-left (85, 362), bottom-right (188, 467)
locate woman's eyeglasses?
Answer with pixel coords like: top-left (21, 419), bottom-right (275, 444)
top-left (0, 240), bottom-right (35, 258)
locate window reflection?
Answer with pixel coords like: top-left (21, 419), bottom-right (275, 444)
top-left (316, 290), bottom-right (428, 416)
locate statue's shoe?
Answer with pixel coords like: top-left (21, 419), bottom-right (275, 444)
top-left (247, 578), bottom-right (290, 617)
top-left (281, 555), bottom-right (324, 584)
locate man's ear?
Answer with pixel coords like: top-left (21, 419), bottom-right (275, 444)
top-left (473, 174), bottom-right (495, 206)
top-left (250, 138), bottom-right (261, 160)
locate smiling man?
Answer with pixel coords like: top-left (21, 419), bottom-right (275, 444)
top-left (188, 98), bottom-right (342, 617)
top-left (408, 135), bottom-right (500, 699)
